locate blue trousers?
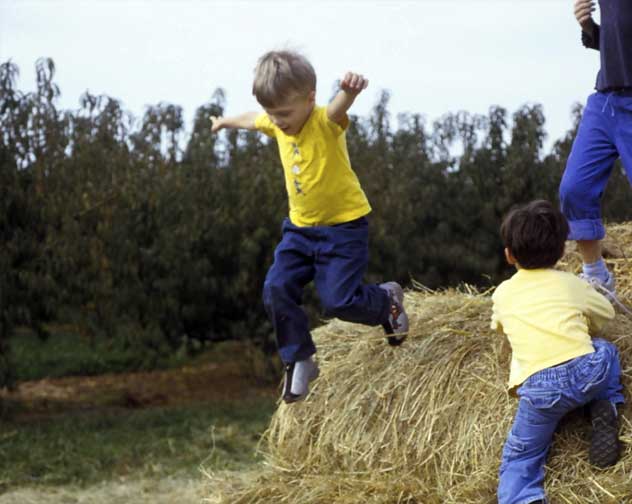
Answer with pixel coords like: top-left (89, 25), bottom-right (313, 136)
top-left (262, 217), bottom-right (390, 364)
top-left (560, 91), bottom-right (632, 241)
top-left (498, 339), bottom-right (624, 504)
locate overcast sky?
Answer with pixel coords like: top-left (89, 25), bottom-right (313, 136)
top-left (1, 0), bottom-right (602, 150)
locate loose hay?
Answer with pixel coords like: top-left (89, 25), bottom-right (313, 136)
top-left (210, 225), bottom-right (632, 504)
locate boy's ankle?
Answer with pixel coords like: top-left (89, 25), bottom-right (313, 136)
top-left (282, 356), bottom-right (319, 404)
top-left (582, 259), bottom-right (612, 286)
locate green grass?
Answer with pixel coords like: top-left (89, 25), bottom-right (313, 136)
top-left (8, 329), bottom-right (276, 383)
top-left (0, 396), bottom-right (276, 491)
top-left (8, 329), bottom-right (195, 382)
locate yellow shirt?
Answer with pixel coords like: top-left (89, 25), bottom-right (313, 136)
top-left (491, 268), bottom-right (614, 389)
top-left (255, 106), bottom-right (371, 227)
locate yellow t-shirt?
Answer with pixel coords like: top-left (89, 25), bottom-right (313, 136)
top-left (254, 106), bottom-right (371, 227)
top-left (491, 268), bottom-right (614, 389)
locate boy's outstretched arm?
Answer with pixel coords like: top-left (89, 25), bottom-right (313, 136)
top-left (327, 72), bottom-right (368, 125)
top-left (210, 112), bottom-right (258, 133)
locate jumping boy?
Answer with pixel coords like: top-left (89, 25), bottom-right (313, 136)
top-left (491, 200), bottom-right (624, 504)
top-left (559, 0), bottom-right (632, 295)
top-left (210, 50), bottom-right (408, 404)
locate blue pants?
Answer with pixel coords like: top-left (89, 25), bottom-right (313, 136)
top-left (498, 339), bottom-right (624, 504)
top-left (262, 217), bottom-right (390, 364)
top-left (560, 91), bottom-right (632, 241)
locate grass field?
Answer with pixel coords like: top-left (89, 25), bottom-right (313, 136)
top-left (0, 397), bottom-right (275, 488)
top-left (0, 334), bottom-right (279, 503)
top-left (8, 328), bottom-right (208, 382)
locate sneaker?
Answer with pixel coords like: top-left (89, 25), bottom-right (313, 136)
top-left (580, 272), bottom-right (632, 316)
top-left (589, 399), bottom-right (621, 468)
top-left (580, 271), bottom-right (616, 299)
top-left (282, 356), bottom-right (319, 404)
top-left (379, 282), bottom-right (409, 346)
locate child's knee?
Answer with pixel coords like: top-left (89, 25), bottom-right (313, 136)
top-left (500, 431), bottom-right (527, 470)
top-left (262, 278), bottom-right (285, 310)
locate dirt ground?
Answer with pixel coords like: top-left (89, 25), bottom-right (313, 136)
top-left (1, 355), bottom-right (277, 419)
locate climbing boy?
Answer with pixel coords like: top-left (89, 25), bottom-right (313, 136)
top-left (492, 200), bottom-right (624, 504)
top-left (210, 50), bottom-right (408, 404)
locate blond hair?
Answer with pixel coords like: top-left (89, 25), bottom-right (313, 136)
top-left (252, 50), bottom-right (316, 107)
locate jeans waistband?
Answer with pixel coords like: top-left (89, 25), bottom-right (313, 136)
top-left (524, 350), bottom-right (594, 384)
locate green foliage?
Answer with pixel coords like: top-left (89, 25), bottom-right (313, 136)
top-left (2, 59), bottom-right (632, 384)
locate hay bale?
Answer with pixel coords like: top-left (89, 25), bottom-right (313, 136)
top-left (210, 225), bottom-right (632, 504)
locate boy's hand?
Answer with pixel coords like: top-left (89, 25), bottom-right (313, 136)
top-left (574, 0), bottom-right (596, 31)
top-left (327, 74), bottom-right (367, 123)
top-left (340, 72), bottom-right (368, 97)
top-left (209, 112), bottom-right (258, 132)
top-left (210, 116), bottom-right (224, 133)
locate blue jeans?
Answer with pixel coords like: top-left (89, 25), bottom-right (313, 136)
top-left (559, 91), bottom-right (632, 241)
top-left (262, 217), bottom-right (390, 363)
top-left (498, 339), bottom-right (624, 504)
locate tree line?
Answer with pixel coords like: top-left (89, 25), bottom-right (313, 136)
top-left (1, 58), bottom-right (630, 386)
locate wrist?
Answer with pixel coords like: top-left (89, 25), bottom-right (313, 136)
top-left (580, 18), bottom-right (595, 33)
top-left (341, 88), bottom-right (360, 99)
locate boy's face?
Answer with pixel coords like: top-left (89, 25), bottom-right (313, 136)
top-left (264, 91), bottom-right (315, 136)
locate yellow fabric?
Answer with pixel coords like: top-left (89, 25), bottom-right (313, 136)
top-left (254, 106), bottom-right (371, 227)
top-left (491, 268), bottom-right (614, 389)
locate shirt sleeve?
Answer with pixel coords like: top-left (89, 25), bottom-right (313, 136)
top-left (581, 24), bottom-right (600, 51)
top-left (582, 281), bottom-right (615, 333)
top-left (490, 289), bottom-right (504, 333)
top-left (490, 308), bottom-right (503, 333)
top-left (254, 112), bottom-right (277, 138)
top-left (318, 106), bottom-right (349, 137)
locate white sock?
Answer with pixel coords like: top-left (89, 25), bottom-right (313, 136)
top-left (583, 258), bottom-right (610, 284)
top-left (290, 358), bottom-right (316, 396)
